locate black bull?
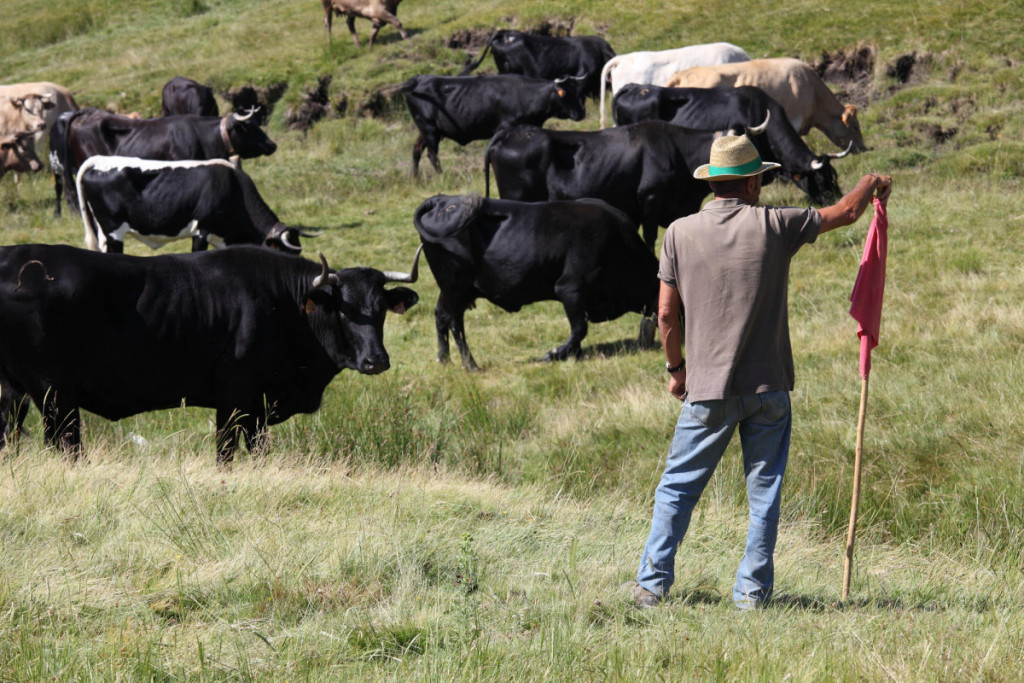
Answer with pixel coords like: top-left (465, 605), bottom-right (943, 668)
top-left (612, 84), bottom-right (848, 205)
top-left (400, 73), bottom-right (586, 177)
top-left (485, 121), bottom-right (754, 250)
top-left (0, 244), bottom-right (420, 462)
top-left (52, 108), bottom-right (277, 213)
top-left (414, 194), bottom-right (658, 371)
top-left (458, 29), bottom-right (616, 100)
top-left (161, 76), bottom-right (220, 117)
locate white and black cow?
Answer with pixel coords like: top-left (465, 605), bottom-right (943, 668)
top-left (0, 244), bottom-right (420, 462)
top-left (76, 156), bottom-right (313, 253)
top-left (414, 194), bottom-right (658, 370)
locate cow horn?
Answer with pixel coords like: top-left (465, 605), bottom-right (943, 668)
top-left (825, 140), bottom-right (854, 159)
top-left (278, 228), bottom-right (302, 254)
top-left (746, 110), bottom-right (771, 136)
top-left (810, 159), bottom-right (824, 170)
top-left (298, 229), bottom-right (321, 238)
top-left (232, 106), bottom-right (260, 122)
top-left (382, 244), bottom-right (422, 283)
top-left (312, 252), bottom-right (340, 288)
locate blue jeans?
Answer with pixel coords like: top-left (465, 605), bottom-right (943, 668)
top-left (636, 391), bottom-right (792, 608)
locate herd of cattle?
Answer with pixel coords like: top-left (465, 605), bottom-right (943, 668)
top-left (0, 22), bottom-right (869, 461)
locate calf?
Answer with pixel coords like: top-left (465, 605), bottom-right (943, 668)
top-left (76, 156), bottom-right (314, 253)
top-left (0, 244), bottom-right (420, 462)
top-left (665, 57), bottom-right (867, 153)
top-left (161, 76), bottom-right (220, 117)
top-left (401, 73), bottom-right (586, 176)
top-left (459, 29), bottom-right (616, 100)
top-left (612, 84), bottom-right (848, 204)
top-left (321, 0), bottom-right (408, 47)
top-left (414, 194), bottom-right (658, 370)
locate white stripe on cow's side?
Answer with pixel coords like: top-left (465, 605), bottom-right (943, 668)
top-left (81, 155), bottom-right (237, 174)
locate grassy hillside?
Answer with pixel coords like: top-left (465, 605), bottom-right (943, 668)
top-left (1, 0), bottom-right (1023, 678)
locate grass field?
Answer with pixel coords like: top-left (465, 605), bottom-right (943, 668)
top-left (1, 0), bottom-right (1023, 679)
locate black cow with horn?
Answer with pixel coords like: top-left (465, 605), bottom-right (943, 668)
top-left (0, 244), bottom-right (420, 462)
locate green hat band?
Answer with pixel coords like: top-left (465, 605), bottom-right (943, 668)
top-left (707, 157), bottom-right (763, 177)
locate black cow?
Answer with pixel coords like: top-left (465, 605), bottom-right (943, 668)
top-left (76, 156), bottom-right (314, 254)
top-left (485, 121), bottom-right (751, 250)
top-left (459, 29), bottom-right (616, 100)
top-left (401, 74), bottom-right (586, 177)
top-left (53, 108), bottom-right (277, 212)
top-left (612, 84), bottom-right (848, 204)
top-left (0, 244), bottom-right (420, 462)
top-left (161, 76), bottom-right (220, 117)
top-left (414, 194), bottom-right (658, 370)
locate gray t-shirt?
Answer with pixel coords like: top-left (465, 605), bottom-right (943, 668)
top-left (659, 198), bottom-right (821, 401)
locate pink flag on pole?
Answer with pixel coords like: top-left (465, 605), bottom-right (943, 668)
top-left (849, 197), bottom-right (888, 379)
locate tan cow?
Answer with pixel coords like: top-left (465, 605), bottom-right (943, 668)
top-left (0, 82), bottom-right (79, 146)
top-left (0, 131), bottom-right (43, 180)
top-left (321, 0), bottom-right (409, 48)
top-left (666, 58), bottom-right (866, 153)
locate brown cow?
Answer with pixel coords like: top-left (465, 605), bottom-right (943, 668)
top-left (0, 82), bottom-right (79, 146)
top-left (666, 58), bottom-right (866, 153)
top-left (321, 0), bottom-right (409, 47)
top-left (0, 131), bottom-right (43, 180)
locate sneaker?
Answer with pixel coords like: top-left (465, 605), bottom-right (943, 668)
top-left (632, 584), bottom-right (661, 608)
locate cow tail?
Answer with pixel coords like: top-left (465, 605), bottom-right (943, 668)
top-left (599, 57), bottom-right (619, 129)
top-left (76, 158), bottom-right (99, 251)
top-left (61, 109), bottom-right (89, 213)
top-left (457, 33), bottom-right (496, 76)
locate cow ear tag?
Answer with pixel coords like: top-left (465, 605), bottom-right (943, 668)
top-left (303, 298), bottom-right (317, 314)
top-left (557, 88), bottom-right (565, 97)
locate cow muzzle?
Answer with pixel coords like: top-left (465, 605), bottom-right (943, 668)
top-left (359, 355), bottom-right (391, 375)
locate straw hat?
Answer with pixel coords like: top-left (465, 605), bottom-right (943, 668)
top-left (693, 134), bottom-right (781, 181)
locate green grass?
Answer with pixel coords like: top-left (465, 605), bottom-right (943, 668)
top-left (2, 0), bottom-right (1024, 678)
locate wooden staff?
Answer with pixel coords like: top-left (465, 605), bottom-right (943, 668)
top-left (842, 375), bottom-right (869, 601)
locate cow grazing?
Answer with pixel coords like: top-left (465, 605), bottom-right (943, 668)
top-left (76, 156), bottom-right (315, 254)
top-left (0, 244), bottom-right (420, 461)
top-left (0, 131), bottom-right (43, 180)
top-left (1, 82), bottom-right (79, 215)
top-left (598, 42), bottom-right (750, 128)
top-left (161, 76), bottom-right (220, 117)
top-left (612, 84), bottom-right (849, 204)
top-left (401, 74), bottom-right (586, 177)
top-left (321, 0), bottom-right (408, 47)
top-left (414, 194), bottom-right (658, 370)
top-left (665, 57), bottom-right (867, 153)
top-left (53, 107), bottom-right (277, 213)
top-left (485, 121), bottom-right (747, 250)
top-left (458, 29), bottom-right (616, 100)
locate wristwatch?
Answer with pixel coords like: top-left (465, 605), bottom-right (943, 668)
top-left (666, 359), bottom-right (685, 373)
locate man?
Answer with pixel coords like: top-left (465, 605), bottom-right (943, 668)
top-left (634, 134), bottom-right (891, 609)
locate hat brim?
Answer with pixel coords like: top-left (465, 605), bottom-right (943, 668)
top-left (693, 161), bottom-right (781, 181)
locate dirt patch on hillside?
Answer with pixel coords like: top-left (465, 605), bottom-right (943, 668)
top-left (221, 82), bottom-right (287, 126)
top-left (285, 76), bottom-right (332, 133)
top-left (357, 83), bottom-right (407, 119)
top-left (815, 43), bottom-right (876, 108)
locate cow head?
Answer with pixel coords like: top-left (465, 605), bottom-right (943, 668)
top-left (263, 224), bottom-right (319, 255)
top-left (302, 248), bottom-right (420, 375)
top-left (0, 132), bottom-right (44, 178)
top-left (551, 76), bottom-right (587, 121)
top-left (786, 142), bottom-right (851, 205)
top-left (837, 104), bottom-right (868, 153)
top-left (223, 109), bottom-right (277, 158)
top-left (9, 96), bottom-right (48, 133)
